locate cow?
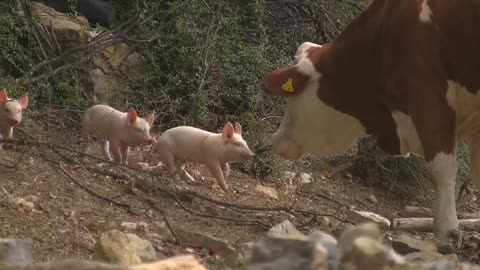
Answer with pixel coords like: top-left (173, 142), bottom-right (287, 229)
top-left (261, 0), bottom-right (480, 245)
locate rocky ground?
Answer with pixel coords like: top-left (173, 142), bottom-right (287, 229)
top-left (0, 121), bottom-right (479, 269)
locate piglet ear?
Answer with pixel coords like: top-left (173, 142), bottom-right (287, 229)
top-left (234, 122), bottom-right (242, 135)
top-left (145, 111), bottom-right (155, 127)
top-left (127, 107), bottom-right (138, 124)
top-left (18, 95), bottom-right (28, 109)
top-left (222, 122), bottom-right (234, 140)
top-left (0, 89), bottom-right (8, 102)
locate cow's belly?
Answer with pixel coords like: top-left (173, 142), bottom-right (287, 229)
top-left (391, 111), bottom-right (424, 157)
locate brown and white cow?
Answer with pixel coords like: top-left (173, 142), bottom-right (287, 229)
top-left (261, 0), bottom-right (480, 244)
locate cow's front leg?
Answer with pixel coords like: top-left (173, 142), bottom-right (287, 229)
top-left (409, 81), bottom-right (460, 245)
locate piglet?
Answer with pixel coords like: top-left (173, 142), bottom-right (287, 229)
top-left (0, 89), bottom-right (28, 140)
top-left (152, 122), bottom-right (255, 191)
top-left (81, 104), bottom-right (156, 165)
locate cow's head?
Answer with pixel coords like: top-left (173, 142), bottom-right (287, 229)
top-left (261, 42), bottom-right (366, 160)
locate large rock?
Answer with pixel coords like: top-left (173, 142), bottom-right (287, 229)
top-left (245, 237), bottom-right (328, 270)
top-left (390, 233), bottom-right (437, 255)
top-left (0, 239), bottom-right (32, 265)
top-left (17, 2), bottom-right (90, 49)
top-left (94, 230), bottom-right (156, 266)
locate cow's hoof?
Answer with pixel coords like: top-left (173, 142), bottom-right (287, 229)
top-left (449, 228), bottom-right (463, 251)
top-left (435, 229), bottom-right (463, 253)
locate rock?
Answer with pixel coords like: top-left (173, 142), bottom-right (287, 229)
top-left (137, 222), bottom-right (148, 234)
top-left (319, 216), bottom-right (331, 227)
top-left (338, 223), bottom-right (382, 254)
top-left (0, 239), bottom-right (33, 265)
top-left (300, 172), bottom-right (312, 184)
top-left (342, 236), bottom-right (405, 270)
top-left (245, 237), bottom-right (328, 270)
top-left (121, 222), bottom-right (138, 230)
top-left (21, 202), bottom-right (34, 213)
top-left (131, 255), bottom-right (207, 270)
top-left (367, 194), bottom-right (378, 203)
top-left (17, 2), bottom-right (90, 49)
top-left (224, 241), bottom-right (255, 268)
top-left (404, 251), bottom-right (458, 263)
top-left (87, 68), bottom-right (120, 101)
top-left (347, 209), bottom-right (391, 229)
top-left (267, 220), bottom-right (308, 241)
top-left (308, 231), bottom-right (340, 270)
top-left (390, 233), bottom-right (437, 255)
top-left (104, 43), bottom-right (132, 69)
top-left (433, 240), bottom-right (456, 255)
top-left (95, 230), bottom-right (156, 266)
top-left (284, 171), bottom-right (297, 183)
top-left (172, 227), bottom-right (235, 257)
top-left (254, 185), bottom-right (278, 200)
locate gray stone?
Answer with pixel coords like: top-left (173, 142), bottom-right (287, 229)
top-left (267, 220), bottom-right (307, 240)
top-left (245, 237), bottom-right (327, 270)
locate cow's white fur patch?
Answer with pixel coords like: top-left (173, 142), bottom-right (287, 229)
top-left (271, 76), bottom-right (367, 159)
top-left (447, 80), bottom-right (480, 191)
top-left (427, 152), bottom-right (459, 241)
top-left (419, 0), bottom-right (433, 23)
top-left (392, 111), bottom-right (424, 157)
top-left (295, 42), bottom-right (323, 80)
top-left (294, 42), bottom-right (322, 65)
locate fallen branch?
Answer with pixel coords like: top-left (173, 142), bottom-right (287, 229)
top-left (390, 217), bottom-right (480, 232)
top-left (398, 206), bottom-right (480, 219)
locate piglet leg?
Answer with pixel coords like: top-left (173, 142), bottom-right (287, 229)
top-left (207, 162), bottom-right (228, 191)
top-left (120, 143), bottom-right (129, 165)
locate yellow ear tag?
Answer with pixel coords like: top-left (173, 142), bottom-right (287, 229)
top-left (281, 78), bottom-right (294, 93)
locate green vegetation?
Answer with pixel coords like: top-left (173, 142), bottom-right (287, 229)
top-left (0, 0), bottom-right (471, 193)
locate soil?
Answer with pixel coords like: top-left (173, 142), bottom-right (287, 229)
top-left (0, 121), bottom-right (479, 268)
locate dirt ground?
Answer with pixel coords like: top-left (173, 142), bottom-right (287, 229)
top-left (0, 121), bottom-right (479, 268)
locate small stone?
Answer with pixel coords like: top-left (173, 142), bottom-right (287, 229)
top-left (367, 194), bottom-right (378, 203)
top-left (254, 185), bottom-right (278, 200)
top-left (300, 172), bottom-right (312, 184)
top-left (284, 171), bottom-right (297, 181)
top-left (319, 216), bottom-right (331, 227)
top-left (22, 202), bottom-right (34, 213)
top-left (120, 222), bottom-right (138, 230)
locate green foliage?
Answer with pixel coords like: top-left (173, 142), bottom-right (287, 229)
top-left (0, 0), bottom-right (39, 78)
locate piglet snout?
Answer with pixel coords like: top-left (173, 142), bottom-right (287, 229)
top-left (11, 119), bottom-right (19, 126)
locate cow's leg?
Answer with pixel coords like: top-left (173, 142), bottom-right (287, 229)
top-left (410, 87), bottom-right (459, 244)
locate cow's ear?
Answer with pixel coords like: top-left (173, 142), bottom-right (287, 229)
top-left (261, 66), bottom-right (310, 97)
